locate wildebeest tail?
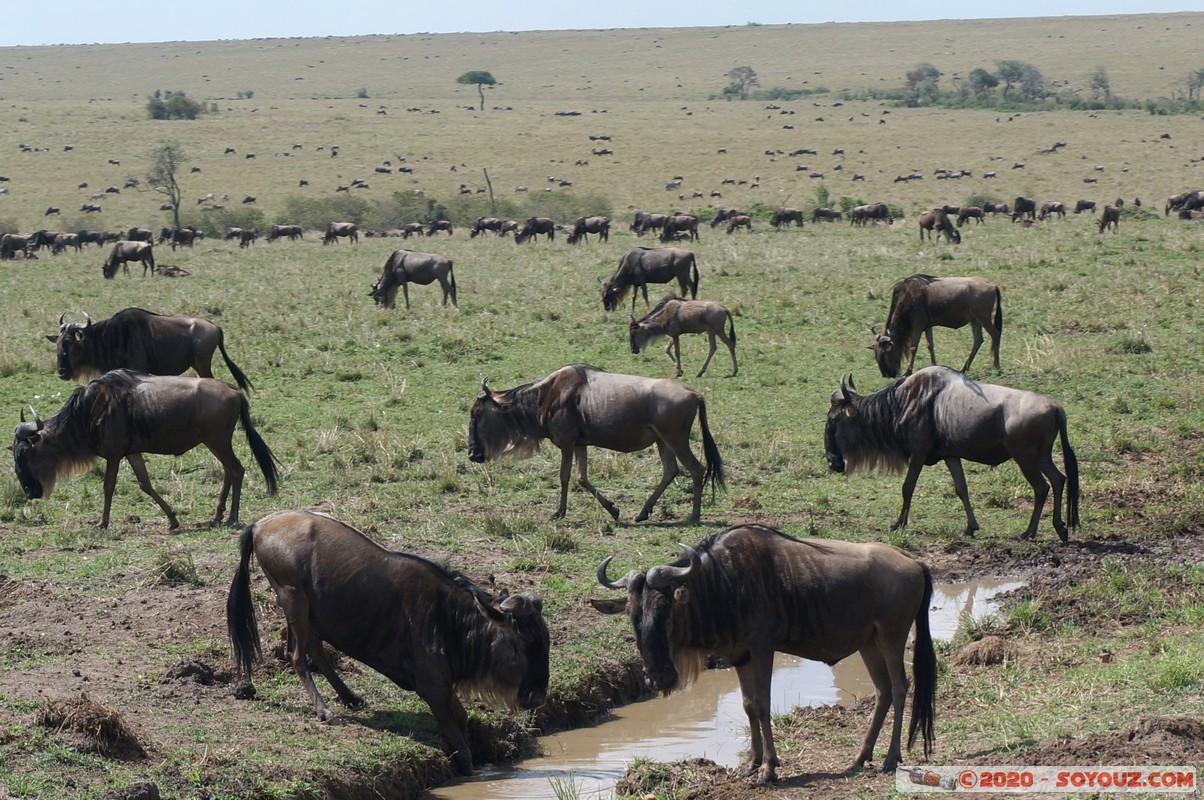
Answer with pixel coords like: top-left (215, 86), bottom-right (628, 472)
top-left (238, 396), bottom-right (280, 494)
top-left (907, 562), bottom-right (937, 758)
top-left (448, 260), bottom-right (457, 305)
top-left (227, 523), bottom-right (261, 688)
top-left (218, 331), bottom-right (253, 392)
top-left (697, 397), bottom-right (725, 496)
top-left (726, 311), bottom-right (737, 345)
top-left (994, 288), bottom-right (1003, 334)
top-left (1059, 408), bottom-right (1080, 529)
top-left (689, 255), bottom-right (700, 299)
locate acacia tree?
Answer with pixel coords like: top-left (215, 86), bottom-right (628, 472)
top-left (725, 66), bottom-right (758, 99)
top-left (457, 70), bottom-right (496, 111)
top-left (147, 142), bottom-right (187, 230)
top-left (905, 63), bottom-right (942, 105)
top-left (995, 60), bottom-right (1028, 101)
top-left (969, 68), bottom-right (999, 102)
top-left (1089, 66), bottom-right (1112, 102)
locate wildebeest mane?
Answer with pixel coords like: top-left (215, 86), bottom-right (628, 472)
top-left (885, 275), bottom-right (937, 354)
top-left (838, 378), bottom-right (917, 475)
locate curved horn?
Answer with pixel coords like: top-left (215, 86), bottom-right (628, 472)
top-left (596, 556), bottom-right (636, 590)
top-left (840, 375), bottom-right (853, 402)
top-left (58, 313), bottom-right (66, 328)
top-left (869, 325), bottom-right (877, 336)
top-left (83, 312), bottom-right (92, 328)
top-left (479, 376), bottom-right (490, 396)
top-left (847, 373), bottom-right (857, 392)
top-left (29, 406), bottom-right (43, 428)
top-left (646, 543), bottom-right (701, 589)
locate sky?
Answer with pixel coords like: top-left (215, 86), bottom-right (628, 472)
top-left (1, 0), bottom-right (1200, 47)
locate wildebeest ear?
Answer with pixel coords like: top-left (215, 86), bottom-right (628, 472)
top-left (498, 592), bottom-right (538, 618)
top-left (589, 598), bottom-right (627, 615)
top-left (45, 335), bottom-right (58, 343)
top-left (673, 586), bottom-right (690, 604)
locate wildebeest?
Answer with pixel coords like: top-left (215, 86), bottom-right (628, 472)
top-left (170, 226), bottom-right (199, 250)
top-left (1074, 199), bottom-right (1097, 214)
top-left (850, 202), bottom-right (892, 226)
top-left (13, 370), bottom-right (278, 529)
top-left (982, 201), bottom-right (1009, 215)
top-left (725, 214), bottom-right (752, 234)
top-left (1011, 196), bottom-right (1037, 221)
top-left (52, 233), bottom-right (82, 254)
top-left (811, 207), bottom-right (842, 222)
top-left (514, 217), bottom-right (555, 244)
top-left (401, 222), bottom-right (425, 239)
top-left (629, 296), bottom-right (737, 378)
top-left (238, 227), bottom-right (258, 248)
top-left (370, 249), bottom-right (457, 310)
top-left (708, 208), bottom-right (742, 229)
top-left (602, 247), bottom-right (700, 312)
top-left (48, 307), bottom-right (253, 392)
top-left (1098, 205), bottom-right (1120, 233)
top-left (630, 211), bottom-right (668, 237)
top-left (226, 509), bottom-right (550, 775)
top-left (955, 207), bottom-right (984, 226)
top-left (659, 214), bottom-right (699, 242)
top-left (468, 364), bottom-right (724, 523)
top-left (566, 215), bottom-right (610, 244)
top-left (871, 275), bottom-right (1002, 377)
top-left (1038, 201), bottom-right (1065, 221)
top-left (126, 227), bottom-right (154, 243)
top-left (0, 233), bottom-right (30, 260)
top-left (769, 207), bottom-right (804, 228)
top-left (267, 223), bottom-right (302, 242)
top-left (590, 525), bottom-right (936, 783)
top-left (825, 367), bottom-right (1079, 541)
top-left (102, 241), bottom-right (155, 278)
top-left (917, 209), bottom-right (961, 244)
top-left (498, 219), bottom-right (519, 237)
top-left (469, 216), bottom-right (503, 237)
top-left (427, 219), bottom-right (453, 236)
top-left (323, 221), bottom-right (358, 244)
top-left (1163, 191), bottom-right (1203, 216)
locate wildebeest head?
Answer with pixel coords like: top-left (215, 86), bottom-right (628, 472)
top-left (628, 316), bottom-right (658, 354)
top-left (12, 408), bottom-right (49, 499)
top-left (467, 378), bottom-right (534, 463)
top-left (590, 544), bottom-right (702, 694)
top-left (46, 314), bottom-right (96, 381)
top-left (824, 374), bottom-right (861, 474)
top-left (471, 590), bottom-right (550, 710)
top-left (870, 328), bottom-right (902, 378)
top-left (600, 279), bottom-right (626, 312)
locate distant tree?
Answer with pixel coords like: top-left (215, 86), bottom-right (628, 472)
top-left (146, 142), bottom-right (187, 230)
top-left (1186, 67), bottom-right (1204, 102)
top-left (995, 60), bottom-right (1029, 101)
top-left (905, 62), bottom-right (942, 105)
top-left (457, 70), bottom-right (496, 111)
top-left (1019, 64), bottom-right (1046, 102)
top-left (969, 68), bottom-right (999, 101)
top-left (726, 66), bottom-right (759, 99)
top-left (1089, 66), bottom-right (1111, 102)
top-left (146, 89), bottom-right (205, 120)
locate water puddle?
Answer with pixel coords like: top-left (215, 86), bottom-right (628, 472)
top-left (425, 576), bottom-right (1024, 800)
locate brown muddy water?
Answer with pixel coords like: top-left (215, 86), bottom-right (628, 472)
top-left (425, 577), bottom-right (1024, 800)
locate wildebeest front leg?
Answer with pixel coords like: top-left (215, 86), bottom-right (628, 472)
top-left (922, 327), bottom-right (938, 370)
top-left (892, 460), bottom-right (925, 531)
top-left (401, 281), bottom-right (411, 310)
top-left (668, 335), bottom-right (685, 377)
top-left (734, 652), bottom-right (778, 784)
top-left (123, 454), bottom-right (180, 529)
top-left (572, 446), bottom-right (620, 520)
top-left (944, 457), bottom-right (980, 536)
top-left (415, 677), bottom-right (474, 775)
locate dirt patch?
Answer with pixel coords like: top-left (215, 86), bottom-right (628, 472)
top-left (37, 693), bottom-right (148, 760)
top-left (988, 717), bottom-right (1204, 766)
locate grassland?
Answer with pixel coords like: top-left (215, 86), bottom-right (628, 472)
top-left (0, 13), bottom-right (1202, 800)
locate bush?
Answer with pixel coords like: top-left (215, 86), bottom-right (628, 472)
top-left (193, 207), bottom-right (266, 239)
top-left (146, 90), bottom-right (207, 120)
top-left (282, 194), bottom-right (373, 231)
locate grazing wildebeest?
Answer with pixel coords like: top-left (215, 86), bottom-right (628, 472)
top-left (725, 214), bottom-right (752, 234)
top-left (590, 525), bottom-right (936, 783)
top-left (13, 370), bottom-right (279, 529)
top-left (602, 247), bottom-right (700, 312)
top-left (811, 207), bottom-right (842, 222)
top-left (102, 241), bottom-right (155, 278)
top-left (629, 296), bottom-right (737, 378)
top-left (323, 221), bottom-right (358, 244)
top-left (0, 233), bottom-right (30, 260)
top-left (401, 222), bottom-right (425, 239)
top-left (126, 226), bottom-right (154, 243)
top-left (468, 364), bottom-right (724, 523)
top-left (47, 307), bottom-right (253, 392)
top-left (1098, 205), bottom-right (1120, 233)
top-left (27, 230), bottom-right (61, 251)
top-left (982, 202), bottom-right (1009, 215)
top-left (1011, 196), bottom-right (1037, 221)
top-left (1074, 199), bottom-right (1097, 214)
top-left (630, 211), bottom-right (668, 237)
top-left (917, 209), bottom-right (961, 243)
top-left (370, 249), bottom-right (457, 310)
top-left (769, 207), bottom-right (804, 228)
top-left (871, 275), bottom-right (1002, 378)
top-left (227, 509), bottom-right (550, 775)
top-left (514, 217), bottom-right (555, 244)
top-left (825, 367), bottom-right (1079, 541)
top-left (659, 214), bottom-right (699, 242)
top-left (1163, 191), bottom-right (1203, 216)
top-left (955, 207), bottom-right (985, 226)
top-left (566, 215), bottom-right (610, 244)
top-left (76, 230), bottom-right (104, 247)
top-left (469, 216), bottom-right (503, 237)
top-left (1038, 201), bottom-right (1065, 221)
top-left (267, 223), bottom-right (302, 242)
top-left (850, 202), bottom-right (892, 226)
top-left (170, 226), bottom-right (199, 250)
top-left (238, 227), bottom-right (258, 248)
top-left (52, 233), bottom-right (82, 254)
top-left (45, 206), bottom-right (60, 216)
top-left (427, 219), bottom-right (453, 236)
top-left (709, 208), bottom-right (742, 229)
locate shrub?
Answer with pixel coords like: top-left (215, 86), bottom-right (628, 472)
top-left (146, 89), bottom-right (207, 120)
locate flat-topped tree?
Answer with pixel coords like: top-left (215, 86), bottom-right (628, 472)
top-left (457, 70), bottom-right (496, 111)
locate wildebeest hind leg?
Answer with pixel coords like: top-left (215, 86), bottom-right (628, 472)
top-left (849, 645), bottom-right (894, 772)
top-left (306, 639), bottom-right (363, 709)
top-left (1015, 459), bottom-right (1051, 541)
top-left (276, 587), bottom-right (335, 722)
top-left (572, 446), bottom-right (620, 520)
top-left (207, 442), bottom-right (246, 525)
top-left (124, 454), bottom-right (180, 529)
top-left (636, 442), bottom-right (681, 522)
top-left (962, 322), bottom-right (985, 373)
top-left (944, 458), bottom-right (980, 536)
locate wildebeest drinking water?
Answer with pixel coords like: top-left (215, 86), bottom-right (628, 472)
top-left (601, 247), bottom-right (700, 312)
top-left (825, 367), bottom-right (1080, 541)
top-left (870, 274), bottom-right (1002, 378)
top-left (102, 240), bottom-right (155, 278)
top-left (629, 296), bottom-right (737, 377)
top-left (370, 249), bottom-right (457, 309)
top-left (47, 308), bottom-right (252, 392)
top-left (590, 525), bottom-right (936, 784)
top-left (12, 369), bottom-right (279, 529)
top-left (467, 364), bottom-right (724, 523)
top-left (227, 509), bottom-right (550, 775)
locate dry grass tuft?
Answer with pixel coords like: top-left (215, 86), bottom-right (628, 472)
top-left (36, 693), bottom-right (148, 760)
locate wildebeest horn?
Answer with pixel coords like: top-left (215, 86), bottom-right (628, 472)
top-left (847, 373), bottom-right (857, 392)
top-left (58, 313), bottom-right (66, 328)
top-left (498, 593), bottom-right (537, 617)
top-left (869, 325), bottom-right (877, 336)
top-left (83, 313), bottom-right (92, 328)
top-left (596, 556), bottom-right (637, 590)
top-left (23, 406), bottom-right (43, 429)
top-left (646, 543), bottom-right (701, 589)
top-left (840, 375), bottom-right (853, 402)
top-left (480, 377), bottom-right (490, 396)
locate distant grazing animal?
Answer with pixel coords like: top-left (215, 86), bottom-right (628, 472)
top-left (514, 217), bottom-right (555, 244)
top-left (567, 215), bottom-right (610, 244)
top-left (811, 207), bottom-right (842, 222)
top-left (13, 369), bottom-right (278, 529)
top-left (45, 206), bottom-right (60, 216)
top-left (468, 364), bottom-right (724, 522)
top-left (0, 233), bottom-right (30, 260)
top-left (955, 207), bottom-right (984, 226)
top-left (1163, 191), bottom-right (1203, 215)
top-left (170, 226), bottom-right (199, 250)
top-left (1011, 196), bottom-right (1037, 221)
top-left (370, 249), bottom-right (457, 310)
top-left (602, 247), bottom-right (700, 312)
top-left (659, 214), bottom-right (699, 242)
top-left (52, 233), bottom-right (82, 254)
top-left (242, 195), bottom-right (256, 204)
top-left (917, 209), bottom-right (961, 243)
top-left (102, 241), bottom-right (155, 278)
top-left (769, 207), bottom-right (804, 228)
top-left (591, 525), bottom-right (936, 783)
top-left (630, 211), bottom-right (668, 237)
top-left (126, 227), bottom-right (154, 243)
top-left (709, 208), bottom-right (742, 229)
top-left (227, 509), bottom-right (550, 776)
top-left (629, 296), bottom-right (737, 377)
top-left (267, 224), bottom-right (302, 242)
top-left (850, 202), bottom-right (891, 226)
top-left (1038, 201), bottom-right (1065, 221)
top-left (825, 367), bottom-right (1079, 541)
top-left (401, 222), bottom-right (425, 238)
top-left (871, 275), bottom-right (1002, 377)
top-left (1074, 199), bottom-right (1097, 214)
top-left (469, 216), bottom-right (504, 237)
top-left (725, 214), bottom-right (752, 234)
top-left (323, 222), bottom-right (358, 244)
top-left (982, 202), bottom-right (1009, 215)
top-left (27, 230), bottom-right (61, 251)
top-left (48, 308), bottom-right (252, 391)
top-left (1098, 205), bottom-right (1120, 233)
top-left (427, 219), bottom-right (453, 237)
top-left (238, 227), bottom-right (259, 248)
top-left (498, 219), bottom-right (519, 237)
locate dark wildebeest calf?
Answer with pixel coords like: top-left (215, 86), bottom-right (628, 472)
top-left (227, 509), bottom-right (549, 775)
top-left (370, 249), bottom-right (457, 310)
top-left (591, 525), bottom-right (936, 783)
top-left (825, 367), bottom-right (1080, 541)
top-left (1098, 205), bottom-right (1120, 233)
top-left (629, 296), bottom-right (737, 377)
top-left (13, 369), bottom-right (278, 529)
top-left (602, 247), bottom-right (699, 312)
top-left (870, 274), bottom-right (1002, 377)
top-left (468, 364), bottom-right (724, 523)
